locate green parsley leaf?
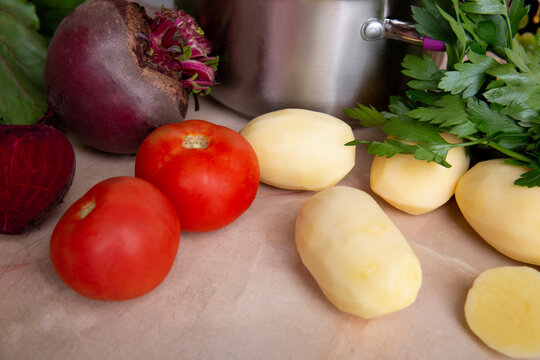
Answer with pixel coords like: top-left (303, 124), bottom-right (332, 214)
top-left (505, 38), bottom-right (535, 72)
top-left (466, 97), bottom-right (525, 136)
top-left (413, 142), bottom-right (455, 166)
top-left (380, 116), bottom-right (447, 145)
top-left (354, 138), bottom-right (454, 167)
top-left (401, 54), bottom-right (444, 90)
top-left (412, 0), bottom-right (455, 42)
top-left (460, 0), bottom-right (507, 15)
top-left (408, 94), bottom-right (471, 129)
top-left (477, 18), bottom-right (507, 49)
top-left (406, 90), bottom-right (444, 105)
top-left (527, 87), bottom-right (540, 111)
top-left (514, 167), bottom-right (540, 187)
top-left (343, 104), bottom-right (387, 127)
top-left (484, 84), bottom-right (540, 121)
top-left (437, 3), bottom-right (469, 60)
top-left (387, 96), bottom-right (413, 116)
top-left (508, 0), bottom-right (530, 37)
top-left (449, 120), bottom-right (481, 138)
top-left (359, 139), bottom-right (416, 158)
top-left (486, 62), bottom-right (539, 86)
top-left (493, 132), bottom-right (531, 151)
top-left (439, 51), bottom-right (498, 97)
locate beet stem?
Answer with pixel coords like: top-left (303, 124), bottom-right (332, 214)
top-left (140, 8), bottom-right (218, 95)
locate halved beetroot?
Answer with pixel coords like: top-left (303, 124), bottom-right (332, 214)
top-left (0, 124), bottom-right (75, 235)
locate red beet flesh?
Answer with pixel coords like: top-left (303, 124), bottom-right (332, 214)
top-left (0, 124), bottom-right (76, 235)
top-left (44, 0), bottom-right (190, 154)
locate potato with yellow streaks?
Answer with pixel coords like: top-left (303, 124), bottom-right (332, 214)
top-left (295, 186), bottom-right (422, 319)
top-left (370, 133), bottom-right (469, 215)
top-left (465, 266), bottom-right (540, 358)
top-left (455, 159), bottom-right (540, 265)
top-left (240, 109), bottom-right (355, 191)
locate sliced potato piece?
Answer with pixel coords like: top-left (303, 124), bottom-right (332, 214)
top-left (465, 266), bottom-right (540, 358)
top-left (370, 133), bottom-right (469, 215)
top-left (240, 109), bottom-right (355, 191)
top-left (295, 186), bottom-right (422, 319)
top-left (455, 159), bottom-right (540, 265)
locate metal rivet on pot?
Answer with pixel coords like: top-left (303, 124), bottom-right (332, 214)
top-left (361, 18), bottom-right (384, 41)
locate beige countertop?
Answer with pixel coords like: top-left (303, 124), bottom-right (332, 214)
top-left (0, 94), bottom-right (531, 360)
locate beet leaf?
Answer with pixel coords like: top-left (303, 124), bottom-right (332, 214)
top-left (0, 0), bottom-right (48, 125)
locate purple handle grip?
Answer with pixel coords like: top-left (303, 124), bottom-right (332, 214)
top-left (423, 36), bottom-right (446, 51)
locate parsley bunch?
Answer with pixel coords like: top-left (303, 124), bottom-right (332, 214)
top-left (345, 0), bottom-right (540, 187)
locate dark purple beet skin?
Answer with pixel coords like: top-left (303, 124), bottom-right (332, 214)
top-left (0, 124), bottom-right (76, 235)
top-left (44, 0), bottom-right (189, 154)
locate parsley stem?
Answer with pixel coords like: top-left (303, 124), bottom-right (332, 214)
top-left (503, 0), bottom-right (514, 49)
top-left (487, 141), bottom-right (532, 162)
top-left (464, 137), bottom-right (533, 163)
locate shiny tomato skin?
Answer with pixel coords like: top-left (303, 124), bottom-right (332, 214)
top-left (50, 176), bottom-right (180, 301)
top-left (135, 119), bottom-right (260, 232)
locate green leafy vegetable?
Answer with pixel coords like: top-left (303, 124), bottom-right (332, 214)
top-left (30, 0), bottom-right (84, 38)
top-left (0, 0), bottom-right (83, 125)
top-left (0, 0), bottom-right (48, 125)
top-left (345, 0), bottom-right (540, 187)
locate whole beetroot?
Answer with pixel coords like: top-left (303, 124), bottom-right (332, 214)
top-left (45, 0), bottom-right (217, 154)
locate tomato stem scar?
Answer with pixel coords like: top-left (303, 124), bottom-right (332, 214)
top-left (182, 134), bottom-right (209, 149)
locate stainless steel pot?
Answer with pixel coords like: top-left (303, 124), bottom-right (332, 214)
top-left (176, 0), bottom-right (427, 120)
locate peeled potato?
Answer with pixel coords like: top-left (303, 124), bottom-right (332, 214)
top-left (465, 266), bottom-right (540, 358)
top-left (455, 159), bottom-right (540, 265)
top-left (370, 133), bottom-right (470, 215)
top-left (295, 186), bottom-right (422, 319)
top-left (239, 109), bottom-right (355, 191)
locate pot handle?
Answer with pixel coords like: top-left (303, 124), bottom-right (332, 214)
top-left (361, 18), bottom-right (445, 51)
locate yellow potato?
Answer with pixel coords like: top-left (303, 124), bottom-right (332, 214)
top-left (240, 109), bottom-right (355, 191)
top-left (455, 159), bottom-right (540, 265)
top-left (370, 133), bottom-right (470, 215)
top-left (295, 186), bottom-right (422, 319)
top-left (465, 266), bottom-right (540, 358)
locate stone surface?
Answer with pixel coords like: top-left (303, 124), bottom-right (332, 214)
top-left (0, 95), bottom-right (524, 360)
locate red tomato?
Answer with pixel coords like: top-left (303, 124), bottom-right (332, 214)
top-left (135, 119), bottom-right (260, 232)
top-left (50, 176), bottom-right (180, 301)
